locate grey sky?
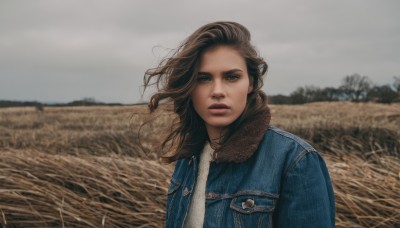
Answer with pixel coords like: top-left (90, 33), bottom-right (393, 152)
top-left (1, 0), bottom-right (399, 104)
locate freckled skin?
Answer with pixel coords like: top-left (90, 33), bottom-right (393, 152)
top-left (191, 46), bottom-right (252, 141)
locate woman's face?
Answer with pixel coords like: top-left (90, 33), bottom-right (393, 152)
top-left (191, 45), bottom-right (252, 134)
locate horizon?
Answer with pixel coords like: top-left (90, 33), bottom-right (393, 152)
top-left (1, 73), bottom-right (399, 104)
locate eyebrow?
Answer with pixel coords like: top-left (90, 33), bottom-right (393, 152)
top-left (198, 68), bottom-right (243, 75)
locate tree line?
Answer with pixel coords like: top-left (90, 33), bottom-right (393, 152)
top-left (0, 98), bottom-right (123, 109)
top-left (269, 74), bottom-right (400, 104)
top-left (1, 74), bottom-right (399, 108)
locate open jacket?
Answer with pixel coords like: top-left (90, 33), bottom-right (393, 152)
top-left (166, 110), bottom-right (335, 227)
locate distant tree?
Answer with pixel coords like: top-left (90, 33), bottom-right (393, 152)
top-left (0, 100), bottom-right (45, 108)
top-left (289, 86), bottom-right (325, 104)
top-left (268, 94), bottom-right (291, 104)
top-left (340, 73), bottom-right (372, 102)
top-left (290, 86), bottom-right (337, 103)
top-left (68, 97), bottom-right (99, 106)
top-left (303, 86), bottom-right (322, 102)
top-left (318, 87), bottom-right (342, 101)
top-left (290, 87), bottom-right (307, 104)
top-left (367, 85), bottom-right (398, 104)
top-left (266, 73), bottom-right (399, 105)
top-left (81, 97), bottom-right (97, 104)
top-left (393, 76), bottom-right (400, 93)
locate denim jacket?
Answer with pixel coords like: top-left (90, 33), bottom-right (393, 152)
top-left (166, 124), bottom-right (335, 228)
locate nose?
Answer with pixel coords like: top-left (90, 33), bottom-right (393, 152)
top-left (211, 80), bottom-right (225, 99)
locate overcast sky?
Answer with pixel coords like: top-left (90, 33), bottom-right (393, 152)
top-left (1, 0), bottom-right (399, 104)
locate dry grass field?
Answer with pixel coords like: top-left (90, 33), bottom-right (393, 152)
top-left (0, 102), bottom-right (399, 227)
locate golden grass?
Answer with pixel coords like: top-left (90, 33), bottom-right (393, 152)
top-left (326, 152), bottom-right (399, 227)
top-left (0, 102), bottom-right (399, 227)
top-left (0, 149), bottom-right (173, 227)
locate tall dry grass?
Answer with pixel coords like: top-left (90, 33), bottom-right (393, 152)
top-left (0, 102), bottom-right (399, 227)
top-left (0, 150), bottom-right (172, 227)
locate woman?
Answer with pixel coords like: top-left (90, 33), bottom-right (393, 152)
top-left (143, 21), bottom-right (335, 228)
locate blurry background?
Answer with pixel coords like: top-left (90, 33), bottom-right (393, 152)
top-left (1, 0), bottom-right (399, 104)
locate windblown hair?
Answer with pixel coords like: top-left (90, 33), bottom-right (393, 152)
top-left (143, 21), bottom-right (268, 164)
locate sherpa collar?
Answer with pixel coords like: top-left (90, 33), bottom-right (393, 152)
top-left (211, 106), bottom-right (271, 163)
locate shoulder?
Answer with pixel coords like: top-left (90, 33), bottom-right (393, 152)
top-left (268, 128), bottom-right (336, 227)
top-left (257, 125), bottom-right (323, 178)
top-left (264, 125), bottom-right (315, 152)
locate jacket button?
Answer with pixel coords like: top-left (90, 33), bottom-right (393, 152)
top-left (242, 199), bottom-right (255, 209)
top-left (206, 192), bottom-right (216, 199)
top-left (182, 187), bottom-right (190, 196)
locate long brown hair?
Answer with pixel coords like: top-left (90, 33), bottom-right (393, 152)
top-left (143, 21), bottom-right (268, 163)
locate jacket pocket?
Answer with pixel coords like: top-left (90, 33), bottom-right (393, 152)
top-left (230, 194), bottom-right (275, 228)
top-left (166, 177), bottom-right (181, 221)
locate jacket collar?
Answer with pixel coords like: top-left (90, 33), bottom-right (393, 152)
top-left (211, 106), bottom-right (271, 163)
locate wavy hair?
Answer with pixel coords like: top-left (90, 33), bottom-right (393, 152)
top-left (143, 21), bottom-right (268, 163)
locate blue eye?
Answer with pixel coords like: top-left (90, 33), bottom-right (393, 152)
top-left (226, 74), bottom-right (240, 81)
top-left (197, 75), bottom-right (211, 82)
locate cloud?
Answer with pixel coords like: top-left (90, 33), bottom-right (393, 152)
top-left (0, 0), bottom-right (399, 103)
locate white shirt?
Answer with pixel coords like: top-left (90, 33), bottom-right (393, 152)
top-left (183, 142), bottom-right (214, 228)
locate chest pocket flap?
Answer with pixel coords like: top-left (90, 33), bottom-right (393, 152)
top-left (230, 194), bottom-right (276, 214)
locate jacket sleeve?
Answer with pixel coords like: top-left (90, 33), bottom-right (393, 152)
top-left (273, 151), bottom-right (336, 228)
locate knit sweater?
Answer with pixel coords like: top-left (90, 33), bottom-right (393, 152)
top-left (183, 142), bottom-right (214, 228)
